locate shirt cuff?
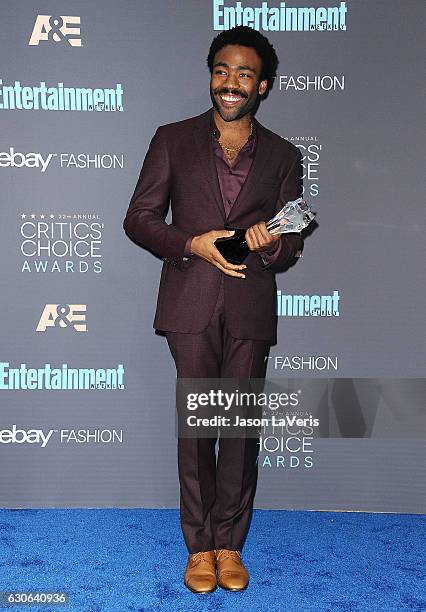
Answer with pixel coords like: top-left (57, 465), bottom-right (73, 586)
top-left (183, 236), bottom-right (193, 259)
top-left (259, 238), bottom-right (282, 266)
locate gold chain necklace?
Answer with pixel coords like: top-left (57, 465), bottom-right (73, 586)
top-left (218, 119), bottom-right (253, 154)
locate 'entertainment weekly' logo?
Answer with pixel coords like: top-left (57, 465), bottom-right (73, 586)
top-left (19, 213), bottom-right (103, 274)
top-left (213, 1), bottom-right (348, 31)
top-left (0, 362), bottom-right (125, 390)
top-left (36, 305), bottom-right (87, 332)
top-left (277, 290), bottom-right (341, 317)
top-left (29, 15), bottom-right (82, 47)
top-left (0, 80), bottom-right (124, 112)
top-left (0, 148), bottom-right (124, 172)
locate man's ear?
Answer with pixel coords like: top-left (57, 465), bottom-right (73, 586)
top-left (258, 79), bottom-right (268, 96)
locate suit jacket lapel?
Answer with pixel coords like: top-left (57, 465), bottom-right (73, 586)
top-left (192, 109), bottom-right (226, 223)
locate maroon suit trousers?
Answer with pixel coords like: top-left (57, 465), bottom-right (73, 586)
top-left (165, 274), bottom-right (271, 553)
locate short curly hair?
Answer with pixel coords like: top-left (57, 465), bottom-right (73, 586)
top-left (207, 25), bottom-right (278, 90)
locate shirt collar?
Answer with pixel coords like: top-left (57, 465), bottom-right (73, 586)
top-left (210, 108), bottom-right (257, 143)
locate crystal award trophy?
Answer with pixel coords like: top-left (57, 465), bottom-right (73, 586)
top-left (214, 197), bottom-right (316, 265)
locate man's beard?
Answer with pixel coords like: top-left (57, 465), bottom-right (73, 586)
top-left (210, 87), bottom-right (258, 122)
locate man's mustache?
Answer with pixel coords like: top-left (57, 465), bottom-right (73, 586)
top-left (215, 89), bottom-right (248, 98)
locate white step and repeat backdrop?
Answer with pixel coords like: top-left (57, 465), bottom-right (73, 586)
top-left (0, 1), bottom-right (425, 512)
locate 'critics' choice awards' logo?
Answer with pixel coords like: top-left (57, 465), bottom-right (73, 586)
top-left (20, 213), bottom-right (104, 274)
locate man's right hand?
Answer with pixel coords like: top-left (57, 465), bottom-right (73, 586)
top-left (190, 230), bottom-right (246, 278)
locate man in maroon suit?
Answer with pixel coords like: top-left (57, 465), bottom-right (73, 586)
top-left (123, 25), bottom-right (303, 594)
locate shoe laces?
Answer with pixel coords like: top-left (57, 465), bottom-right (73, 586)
top-left (215, 549), bottom-right (241, 562)
top-left (189, 551), bottom-right (213, 564)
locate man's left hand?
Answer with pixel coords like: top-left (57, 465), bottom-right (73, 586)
top-left (245, 221), bottom-right (280, 253)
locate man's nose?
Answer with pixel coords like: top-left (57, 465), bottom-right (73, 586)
top-left (223, 71), bottom-right (239, 89)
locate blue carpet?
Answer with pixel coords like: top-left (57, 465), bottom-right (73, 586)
top-left (0, 508), bottom-right (424, 612)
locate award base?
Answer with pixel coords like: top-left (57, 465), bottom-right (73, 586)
top-left (214, 228), bottom-right (250, 264)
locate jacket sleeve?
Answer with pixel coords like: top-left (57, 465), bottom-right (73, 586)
top-left (264, 148), bottom-right (304, 272)
top-left (123, 126), bottom-right (193, 270)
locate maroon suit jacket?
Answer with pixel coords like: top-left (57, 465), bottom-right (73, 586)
top-left (123, 107), bottom-right (303, 344)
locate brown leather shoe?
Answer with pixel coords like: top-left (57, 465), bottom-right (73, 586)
top-left (183, 550), bottom-right (217, 594)
top-left (215, 549), bottom-right (249, 591)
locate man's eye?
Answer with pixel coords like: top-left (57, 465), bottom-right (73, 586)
top-left (240, 73), bottom-right (249, 78)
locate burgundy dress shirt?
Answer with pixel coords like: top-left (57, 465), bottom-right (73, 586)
top-left (183, 112), bottom-right (281, 265)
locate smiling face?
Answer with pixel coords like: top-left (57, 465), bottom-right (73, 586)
top-left (210, 44), bottom-right (268, 122)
